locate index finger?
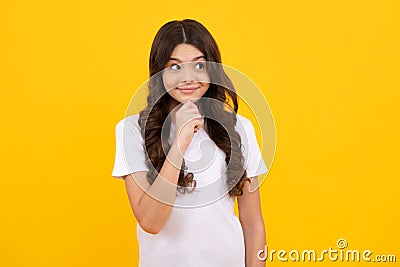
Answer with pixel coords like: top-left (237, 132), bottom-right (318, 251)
top-left (183, 99), bottom-right (198, 109)
top-left (181, 99), bottom-right (192, 107)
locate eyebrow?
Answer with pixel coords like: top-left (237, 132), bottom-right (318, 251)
top-left (168, 55), bottom-right (206, 62)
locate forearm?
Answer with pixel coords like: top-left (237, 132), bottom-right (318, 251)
top-left (138, 141), bottom-right (186, 233)
top-left (243, 222), bottom-right (266, 267)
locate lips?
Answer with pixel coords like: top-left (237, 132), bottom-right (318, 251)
top-left (177, 87), bottom-right (199, 90)
top-left (177, 87), bottom-right (199, 94)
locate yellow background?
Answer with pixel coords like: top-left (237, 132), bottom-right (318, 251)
top-left (1, 0), bottom-right (399, 266)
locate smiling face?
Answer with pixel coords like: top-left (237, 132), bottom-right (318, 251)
top-left (162, 44), bottom-right (210, 105)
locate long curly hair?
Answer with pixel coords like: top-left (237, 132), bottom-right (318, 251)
top-left (138, 19), bottom-right (250, 197)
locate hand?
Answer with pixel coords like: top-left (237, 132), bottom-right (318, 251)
top-left (173, 100), bottom-right (202, 151)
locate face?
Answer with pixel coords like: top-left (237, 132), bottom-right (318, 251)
top-left (162, 44), bottom-right (210, 104)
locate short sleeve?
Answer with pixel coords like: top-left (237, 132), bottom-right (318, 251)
top-left (111, 115), bottom-right (149, 179)
top-left (236, 115), bottom-right (269, 178)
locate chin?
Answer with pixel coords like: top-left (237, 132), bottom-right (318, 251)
top-left (181, 95), bottom-right (202, 101)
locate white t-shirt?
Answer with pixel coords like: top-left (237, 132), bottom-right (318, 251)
top-left (111, 113), bottom-right (268, 267)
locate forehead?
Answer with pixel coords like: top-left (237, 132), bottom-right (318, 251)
top-left (170, 44), bottom-right (204, 61)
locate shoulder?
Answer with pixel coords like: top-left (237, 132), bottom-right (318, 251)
top-left (116, 113), bottom-right (140, 127)
top-left (115, 114), bottom-right (141, 134)
top-left (235, 113), bottom-right (253, 132)
top-left (236, 113), bottom-right (252, 125)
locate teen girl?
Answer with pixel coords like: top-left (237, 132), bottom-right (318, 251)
top-left (112, 19), bottom-right (268, 267)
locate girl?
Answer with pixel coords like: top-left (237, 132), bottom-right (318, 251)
top-left (112, 19), bottom-right (268, 267)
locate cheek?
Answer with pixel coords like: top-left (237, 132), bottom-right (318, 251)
top-left (199, 72), bottom-right (210, 84)
top-left (162, 72), bottom-right (179, 91)
top-left (200, 83), bottom-right (210, 93)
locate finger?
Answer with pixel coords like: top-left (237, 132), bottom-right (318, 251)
top-left (182, 99), bottom-right (193, 106)
top-left (187, 110), bottom-right (201, 116)
top-left (193, 117), bottom-right (202, 125)
top-left (193, 121), bottom-right (202, 133)
top-left (193, 122), bottom-right (201, 132)
top-left (183, 104), bottom-right (200, 114)
top-left (181, 102), bottom-right (197, 112)
top-left (188, 101), bottom-right (200, 110)
top-left (179, 100), bottom-right (192, 110)
top-left (182, 106), bottom-right (200, 114)
top-left (185, 99), bottom-right (199, 109)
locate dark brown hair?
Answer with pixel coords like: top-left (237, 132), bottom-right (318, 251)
top-left (138, 19), bottom-right (250, 197)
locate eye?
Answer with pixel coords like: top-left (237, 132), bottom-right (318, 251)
top-left (169, 64), bottom-right (180, 71)
top-left (194, 62), bottom-right (205, 70)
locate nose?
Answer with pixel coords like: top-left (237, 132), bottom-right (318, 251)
top-left (180, 63), bottom-right (195, 84)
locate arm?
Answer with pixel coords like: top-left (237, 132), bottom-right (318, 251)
top-left (237, 177), bottom-right (266, 267)
top-left (123, 139), bottom-right (187, 235)
top-left (122, 100), bottom-right (202, 235)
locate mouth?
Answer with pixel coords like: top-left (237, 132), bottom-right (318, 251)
top-left (177, 87), bottom-right (199, 94)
